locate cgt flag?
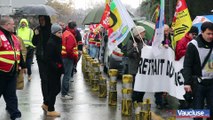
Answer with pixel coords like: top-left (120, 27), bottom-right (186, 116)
top-left (172, 0), bottom-right (192, 46)
top-left (100, 0), bottom-right (110, 29)
top-left (108, 0), bottom-right (135, 52)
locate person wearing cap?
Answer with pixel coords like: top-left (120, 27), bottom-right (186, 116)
top-left (126, 26), bottom-right (146, 104)
top-left (44, 23), bottom-right (64, 117)
top-left (175, 26), bottom-right (198, 61)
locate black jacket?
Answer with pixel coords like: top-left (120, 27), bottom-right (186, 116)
top-left (32, 16), bottom-right (52, 61)
top-left (183, 34), bottom-right (213, 85)
top-left (126, 37), bottom-right (144, 75)
top-left (75, 29), bottom-right (82, 51)
top-left (45, 34), bottom-right (64, 74)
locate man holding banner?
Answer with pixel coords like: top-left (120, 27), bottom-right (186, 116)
top-left (183, 22), bottom-right (213, 119)
top-left (126, 26), bottom-right (146, 103)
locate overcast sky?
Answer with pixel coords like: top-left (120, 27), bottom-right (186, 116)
top-left (58, 0), bottom-right (143, 9)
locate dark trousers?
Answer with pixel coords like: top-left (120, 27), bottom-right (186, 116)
top-left (71, 51), bottom-right (82, 77)
top-left (37, 58), bottom-right (49, 105)
top-left (132, 74), bottom-right (145, 102)
top-left (47, 70), bottom-right (61, 111)
top-left (193, 82), bottom-right (213, 120)
top-left (26, 47), bottom-right (34, 76)
top-left (154, 92), bottom-right (163, 106)
top-left (0, 74), bottom-right (21, 120)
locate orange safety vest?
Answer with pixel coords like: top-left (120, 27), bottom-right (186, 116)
top-left (61, 30), bottom-right (78, 59)
top-left (0, 30), bottom-right (21, 72)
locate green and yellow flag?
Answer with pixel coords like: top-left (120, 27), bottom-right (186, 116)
top-left (172, 0), bottom-right (192, 47)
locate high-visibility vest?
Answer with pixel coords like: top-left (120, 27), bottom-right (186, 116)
top-left (61, 30), bottom-right (78, 58)
top-left (17, 28), bottom-right (34, 47)
top-left (0, 30), bottom-right (21, 72)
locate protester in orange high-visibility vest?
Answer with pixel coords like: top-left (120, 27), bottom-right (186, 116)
top-left (0, 16), bottom-right (26, 120)
top-left (61, 21), bottom-right (78, 100)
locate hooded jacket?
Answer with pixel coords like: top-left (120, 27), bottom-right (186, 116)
top-left (17, 18), bottom-right (34, 48)
top-left (32, 15), bottom-right (52, 61)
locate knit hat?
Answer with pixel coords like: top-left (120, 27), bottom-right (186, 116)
top-left (132, 26), bottom-right (145, 37)
top-left (51, 23), bottom-right (62, 34)
top-left (189, 26), bottom-right (198, 34)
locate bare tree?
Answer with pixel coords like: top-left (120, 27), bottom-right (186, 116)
top-left (46, 0), bottom-right (74, 23)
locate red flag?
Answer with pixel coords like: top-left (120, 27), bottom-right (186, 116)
top-left (100, 0), bottom-right (110, 29)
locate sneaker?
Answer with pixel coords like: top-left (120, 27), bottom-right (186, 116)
top-left (14, 118), bottom-right (22, 120)
top-left (61, 95), bottom-right (73, 100)
top-left (41, 104), bottom-right (48, 112)
top-left (47, 111), bottom-right (60, 117)
top-left (28, 75), bottom-right (32, 81)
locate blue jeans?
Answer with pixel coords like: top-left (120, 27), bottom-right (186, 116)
top-left (89, 44), bottom-right (96, 58)
top-left (0, 74), bottom-right (21, 120)
top-left (61, 58), bottom-right (74, 96)
top-left (193, 81), bottom-right (213, 120)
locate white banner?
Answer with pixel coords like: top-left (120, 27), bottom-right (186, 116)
top-left (134, 46), bottom-right (185, 100)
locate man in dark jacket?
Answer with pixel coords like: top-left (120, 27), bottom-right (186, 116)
top-left (0, 16), bottom-right (26, 120)
top-left (127, 26), bottom-right (145, 106)
top-left (183, 22), bottom-right (213, 120)
top-left (32, 15), bottom-right (52, 111)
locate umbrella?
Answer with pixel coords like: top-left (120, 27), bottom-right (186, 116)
top-left (82, 6), bottom-right (135, 25)
top-left (193, 15), bottom-right (213, 32)
top-left (16, 4), bottom-right (58, 16)
top-left (82, 7), bottom-right (105, 25)
top-left (135, 20), bottom-right (155, 40)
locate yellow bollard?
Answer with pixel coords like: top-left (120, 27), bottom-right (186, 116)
top-left (91, 78), bottom-right (99, 91)
top-left (134, 102), bottom-right (142, 120)
top-left (84, 56), bottom-right (92, 82)
top-left (122, 74), bottom-right (133, 88)
top-left (140, 99), bottom-right (152, 120)
top-left (99, 76), bottom-right (107, 98)
top-left (121, 89), bottom-right (132, 116)
top-left (121, 74), bottom-right (133, 116)
top-left (108, 69), bottom-right (118, 106)
top-left (108, 91), bottom-right (117, 106)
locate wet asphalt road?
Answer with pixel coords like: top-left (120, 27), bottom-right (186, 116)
top-left (0, 58), bottom-right (188, 120)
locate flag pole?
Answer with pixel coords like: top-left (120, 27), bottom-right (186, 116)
top-left (129, 30), bottom-right (139, 52)
top-left (129, 26), bottom-right (147, 52)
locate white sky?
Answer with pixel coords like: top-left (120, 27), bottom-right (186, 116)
top-left (58, 0), bottom-right (143, 9)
